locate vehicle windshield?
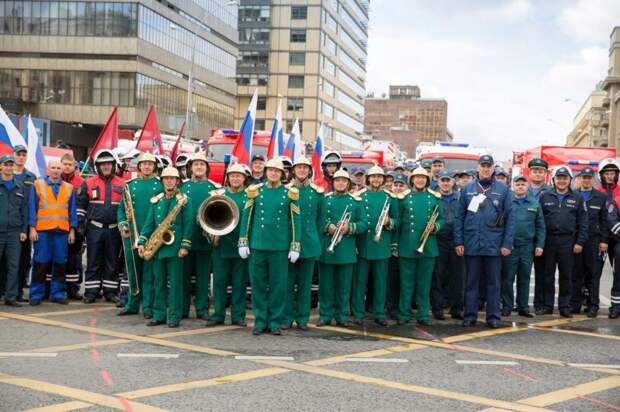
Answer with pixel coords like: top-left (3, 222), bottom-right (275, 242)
top-left (341, 161), bottom-right (374, 173)
top-left (440, 158), bottom-right (480, 173)
top-left (206, 143), bottom-right (268, 162)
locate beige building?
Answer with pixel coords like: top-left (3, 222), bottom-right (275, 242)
top-left (235, 0), bottom-right (369, 150)
top-left (566, 88), bottom-right (608, 147)
top-left (602, 26), bottom-right (620, 150)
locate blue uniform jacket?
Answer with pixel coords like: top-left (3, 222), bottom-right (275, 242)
top-left (436, 191), bottom-right (460, 243)
top-left (0, 178), bottom-right (28, 233)
top-left (454, 179), bottom-right (516, 256)
top-left (29, 177), bottom-right (78, 230)
top-left (539, 188), bottom-right (588, 246)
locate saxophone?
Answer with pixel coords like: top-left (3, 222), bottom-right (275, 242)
top-left (142, 193), bottom-right (188, 261)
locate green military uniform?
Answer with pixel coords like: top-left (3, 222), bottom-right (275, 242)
top-left (239, 183), bottom-right (301, 330)
top-left (283, 182), bottom-right (324, 327)
top-left (352, 188), bottom-right (399, 322)
top-left (118, 176), bottom-right (163, 316)
top-left (318, 192), bottom-right (368, 324)
top-left (211, 187), bottom-right (248, 324)
top-left (396, 188), bottom-right (444, 322)
top-left (180, 178), bottom-right (219, 318)
top-left (138, 192), bottom-right (193, 325)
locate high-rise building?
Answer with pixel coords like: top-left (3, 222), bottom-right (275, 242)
top-left (565, 87), bottom-right (608, 147)
top-left (0, 0), bottom-right (238, 155)
top-left (364, 85), bottom-right (450, 157)
top-left (235, 0), bottom-right (369, 150)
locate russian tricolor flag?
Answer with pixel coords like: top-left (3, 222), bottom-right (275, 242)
top-left (232, 89), bottom-right (258, 165)
top-left (267, 99), bottom-right (284, 160)
top-left (25, 115), bottom-right (46, 178)
top-left (0, 105), bottom-right (28, 155)
top-left (283, 118), bottom-right (302, 162)
top-left (312, 123), bottom-right (325, 183)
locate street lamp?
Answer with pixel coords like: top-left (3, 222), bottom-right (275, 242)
top-left (171, 24), bottom-right (196, 141)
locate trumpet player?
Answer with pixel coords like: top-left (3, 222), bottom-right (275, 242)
top-left (180, 153), bottom-right (220, 320)
top-left (394, 167), bottom-right (444, 326)
top-left (138, 167), bottom-right (193, 328)
top-left (317, 170), bottom-right (367, 327)
top-left (118, 152), bottom-right (163, 318)
top-left (351, 166), bottom-right (398, 326)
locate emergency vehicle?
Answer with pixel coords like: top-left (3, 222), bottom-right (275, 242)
top-left (340, 150), bottom-right (383, 173)
top-left (415, 142), bottom-right (489, 172)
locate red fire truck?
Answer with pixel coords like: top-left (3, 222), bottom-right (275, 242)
top-left (340, 150), bottom-right (384, 173)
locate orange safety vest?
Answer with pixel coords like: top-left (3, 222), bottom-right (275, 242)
top-left (34, 179), bottom-right (73, 232)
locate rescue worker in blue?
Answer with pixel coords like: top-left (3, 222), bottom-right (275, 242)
top-left (603, 196), bottom-right (620, 319)
top-left (81, 149), bottom-right (125, 304)
top-left (454, 154), bottom-right (516, 328)
top-left (0, 155), bottom-right (28, 307)
top-left (571, 167), bottom-right (608, 317)
top-left (429, 157), bottom-right (445, 190)
top-left (28, 159), bottom-right (77, 305)
top-left (500, 175), bottom-right (545, 318)
top-left (431, 170), bottom-right (464, 320)
top-left (494, 167), bottom-right (509, 186)
top-left (386, 173), bottom-right (409, 319)
top-left (12, 145), bottom-right (37, 303)
top-left (538, 166), bottom-right (588, 317)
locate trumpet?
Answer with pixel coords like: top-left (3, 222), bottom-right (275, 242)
top-left (327, 205), bottom-right (351, 253)
top-left (416, 205), bottom-right (439, 254)
top-left (373, 198), bottom-right (390, 242)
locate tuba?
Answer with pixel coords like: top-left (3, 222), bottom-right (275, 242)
top-left (197, 195), bottom-right (240, 246)
top-left (143, 194), bottom-right (187, 261)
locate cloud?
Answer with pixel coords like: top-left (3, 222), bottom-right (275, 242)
top-left (474, 0), bottom-right (534, 21)
top-left (546, 46), bottom-right (608, 88)
top-left (558, 0), bottom-right (620, 44)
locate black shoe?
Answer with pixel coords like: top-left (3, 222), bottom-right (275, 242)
top-left (104, 295), bottom-right (120, 304)
top-left (487, 321), bottom-right (501, 329)
top-left (609, 311), bottom-right (619, 319)
top-left (29, 300), bottom-right (41, 306)
top-left (352, 318), bottom-right (364, 325)
top-left (147, 320), bottom-right (166, 327)
top-left (501, 308), bottom-right (512, 317)
top-left (271, 328), bottom-right (282, 336)
top-left (535, 308), bottom-right (553, 316)
top-left (433, 312), bottom-right (446, 321)
top-left (518, 309), bottom-right (534, 318)
top-left (316, 320), bottom-right (329, 327)
top-left (206, 319), bottom-right (224, 327)
top-left (451, 313), bottom-right (464, 320)
top-left (336, 320), bottom-right (352, 327)
top-left (374, 319), bottom-right (388, 326)
top-left (117, 310), bottom-right (136, 316)
top-left (281, 323), bottom-right (292, 330)
top-left (586, 308), bottom-right (598, 318)
top-left (462, 320), bottom-right (476, 327)
top-left (197, 313), bottom-right (210, 320)
top-left (168, 322), bottom-right (179, 328)
top-left (297, 323), bottom-right (308, 331)
top-left (233, 320), bottom-right (247, 327)
top-left (83, 296), bottom-right (96, 304)
top-left (417, 319), bottom-right (432, 326)
top-left (51, 298), bottom-right (69, 305)
top-left (571, 308), bottom-right (581, 315)
top-left (4, 300), bottom-right (22, 307)
top-left (252, 328), bottom-right (263, 335)
top-left (144, 313), bottom-right (153, 319)
top-left (396, 319), bottom-right (411, 325)
top-left (67, 291), bottom-right (82, 300)
top-left (16, 297), bottom-right (28, 303)
top-left (559, 310), bottom-right (573, 318)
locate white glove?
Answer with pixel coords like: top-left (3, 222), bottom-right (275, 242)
top-left (288, 250), bottom-right (300, 263)
top-left (239, 247), bottom-right (250, 259)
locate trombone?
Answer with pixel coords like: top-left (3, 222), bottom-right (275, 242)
top-left (373, 198), bottom-right (390, 242)
top-left (327, 205), bottom-right (351, 253)
top-left (122, 186), bottom-right (140, 296)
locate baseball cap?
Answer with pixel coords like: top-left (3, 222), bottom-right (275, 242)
top-left (478, 155), bottom-right (494, 165)
top-left (438, 170), bottom-right (453, 180)
top-left (512, 175), bottom-right (527, 183)
top-left (13, 145), bottom-right (27, 153)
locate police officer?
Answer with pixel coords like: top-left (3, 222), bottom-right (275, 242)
top-left (431, 170), bottom-right (464, 320)
top-left (138, 167), bottom-right (193, 328)
top-left (208, 164), bottom-right (249, 327)
top-left (538, 166), bottom-right (588, 317)
top-left (317, 151), bottom-right (342, 192)
top-left (386, 173), bottom-right (408, 318)
top-left (317, 170), bottom-right (367, 327)
top-left (81, 149), bottom-right (125, 303)
top-left (454, 155), bottom-right (515, 328)
top-left (282, 157), bottom-right (324, 330)
top-left (12, 145), bottom-right (36, 303)
top-left (571, 167), bottom-right (608, 316)
top-left (351, 166), bottom-right (397, 326)
top-left (118, 152), bottom-right (163, 318)
top-left (501, 175), bottom-right (545, 318)
top-left (180, 152), bottom-right (220, 319)
top-left (29, 160), bottom-right (77, 305)
top-left (248, 154), bottom-right (266, 185)
top-left (238, 158), bottom-right (301, 336)
top-left (0, 155), bottom-right (28, 307)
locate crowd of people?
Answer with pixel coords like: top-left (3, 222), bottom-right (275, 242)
top-left (1, 144), bottom-right (620, 335)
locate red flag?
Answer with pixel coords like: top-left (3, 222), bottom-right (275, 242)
top-left (90, 107), bottom-right (119, 156)
top-left (169, 122), bottom-right (185, 162)
top-left (136, 106), bottom-right (164, 154)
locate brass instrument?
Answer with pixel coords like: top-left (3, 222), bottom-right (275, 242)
top-left (142, 193), bottom-right (188, 261)
top-left (416, 205), bottom-right (439, 254)
top-left (326, 205), bottom-right (351, 253)
top-left (197, 194), bottom-right (240, 247)
top-left (373, 197), bottom-right (390, 242)
top-left (122, 186), bottom-right (140, 295)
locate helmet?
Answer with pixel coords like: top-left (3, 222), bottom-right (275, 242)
top-left (226, 163), bottom-right (247, 176)
top-left (279, 156), bottom-right (293, 169)
top-left (111, 148), bottom-right (125, 166)
top-left (599, 158), bottom-right (620, 173)
top-left (157, 155), bottom-right (171, 169)
top-left (552, 166), bottom-right (573, 179)
top-left (394, 162), bottom-right (405, 171)
top-left (332, 169), bottom-right (351, 181)
top-left (94, 149), bottom-right (116, 164)
top-left (409, 167), bottom-right (430, 187)
top-left (122, 148), bottom-right (140, 161)
top-left (242, 164), bottom-right (252, 177)
top-left (265, 158), bottom-right (285, 172)
top-left (366, 165), bottom-right (384, 176)
top-left (160, 166), bottom-right (180, 179)
top-left (528, 157), bottom-right (548, 170)
top-left (175, 153), bottom-right (190, 167)
top-left (293, 157), bottom-right (312, 168)
top-left (321, 151), bottom-right (342, 165)
top-left (137, 152), bottom-right (157, 166)
top-left (189, 152), bottom-right (209, 165)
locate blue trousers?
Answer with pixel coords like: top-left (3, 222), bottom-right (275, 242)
top-left (464, 255), bottom-right (501, 323)
top-left (31, 231), bottom-right (68, 301)
top-left (0, 231), bottom-right (22, 301)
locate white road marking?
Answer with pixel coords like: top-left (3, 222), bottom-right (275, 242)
top-left (235, 355), bottom-right (294, 361)
top-left (455, 360), bottom-right (519, 366)
top-left (0, 352), bottom-right (58, 357)
top-left (567, 363), bottom-right (620, 369)
top-left (117, 353), bottom-right (179, 359)
top-left (345, 358), bottom-right (409, 363)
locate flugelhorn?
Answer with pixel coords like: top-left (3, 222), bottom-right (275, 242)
top-left (416, 205), bottom-right (439, 254)
top-left (373, 197), bottom-right (390, 242)
top-left (327, 205), bottom-right (351, 253)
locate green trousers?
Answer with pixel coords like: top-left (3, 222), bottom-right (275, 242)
top-left (284, 257), bottom-right (316, 326)
top-left (319, 262), bottom-right (353, 323)
top-left (183, 250), bottom-right (212, 318)
top-left (249, 250), bottom-right (288, 330)
top-left (123, 248), bottom-right (155, 316)
top-left (152, 257), bottom-right (183, 324)
top-left (352, 257), bottom-right (388, 321)
top-left (211, 255), bottom-right (247, 323)
top-left (399, 257), bottom-right (435, 321)
top-left (501, 244), bottom-right (534, 311)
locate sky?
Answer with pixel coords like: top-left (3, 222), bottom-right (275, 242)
top-left (365, 0), bottom-right (620, 160)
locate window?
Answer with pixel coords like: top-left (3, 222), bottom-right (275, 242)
top-left (290, 28), bottom-right (306, 43)
top-left (257, 96), bottom-right (267, 111)
top-left (322, 33), bottom-right (337, 55)
top-left (291, 6), bottom-right (307, 19)
top-left (323, 57), bottom-right (336, 76)
top-left (289, 52), bottom-right (305, 65)
top-left (323, 80), bottom-right (335, 97)
top-left (236, 74), bottom-right (268, 86)
top-left (324, 10), bottom-right (338, 33)
top-left (239, 5), bottom-right (270, 22)
top-left (238, 51), bottom-right (269, 68)
top-left (288, 75), bottom-right (305, 88)
top-left (322, 101), bottom-right (334, 118)
top-left (255, 119), bottom-right (266, 130)
top-left (287, 97), bottom-right (303, 111)
top-left (239, 28), bottom-right (270, 44)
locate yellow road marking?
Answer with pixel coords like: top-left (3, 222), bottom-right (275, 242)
top-left (30, 339), bottom-right (130, 353)
top-left (530, 325), bottom-right (620, 341)
top-left (21, 401), bottom-right (92, 412)
top-left (150, 325), bottom-right (241, 338)
top-left (33, 307), bottom-right (117, 317)
top-left (0, 373), bottom-right (166, 412)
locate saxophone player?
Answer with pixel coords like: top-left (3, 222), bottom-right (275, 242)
top-left (137, 167), bottom-right (193, 328)
top-left (394, 167), bottom-right (444, 326)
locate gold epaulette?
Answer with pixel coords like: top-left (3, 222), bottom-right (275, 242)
top-left (210, 188), bottom-right (226, 196)
top-left (349, 193), bottom-right (362, 202)
top-left (355, 188), bottom-right (368, 197)
top-left (325, 192), bottom-right (334, 197)
top-left (246, 183), bottom-right (262, 199)
top-left (383, 188), bottom-right (396, 198)
top-left (397, 189), bottom-right (411, 200)
top-left (310, 183), bottom-right (324, 194)
top-left (427, 188), bottom-right (441, 198)
top-left (288, 186), bottom-right (300, 201)
top-left (150, 193), bottom-right (164, 203)
top-left (209, 179), bottom-right (222, 188)
top-left (125, 177), bottom-right (137, 184)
